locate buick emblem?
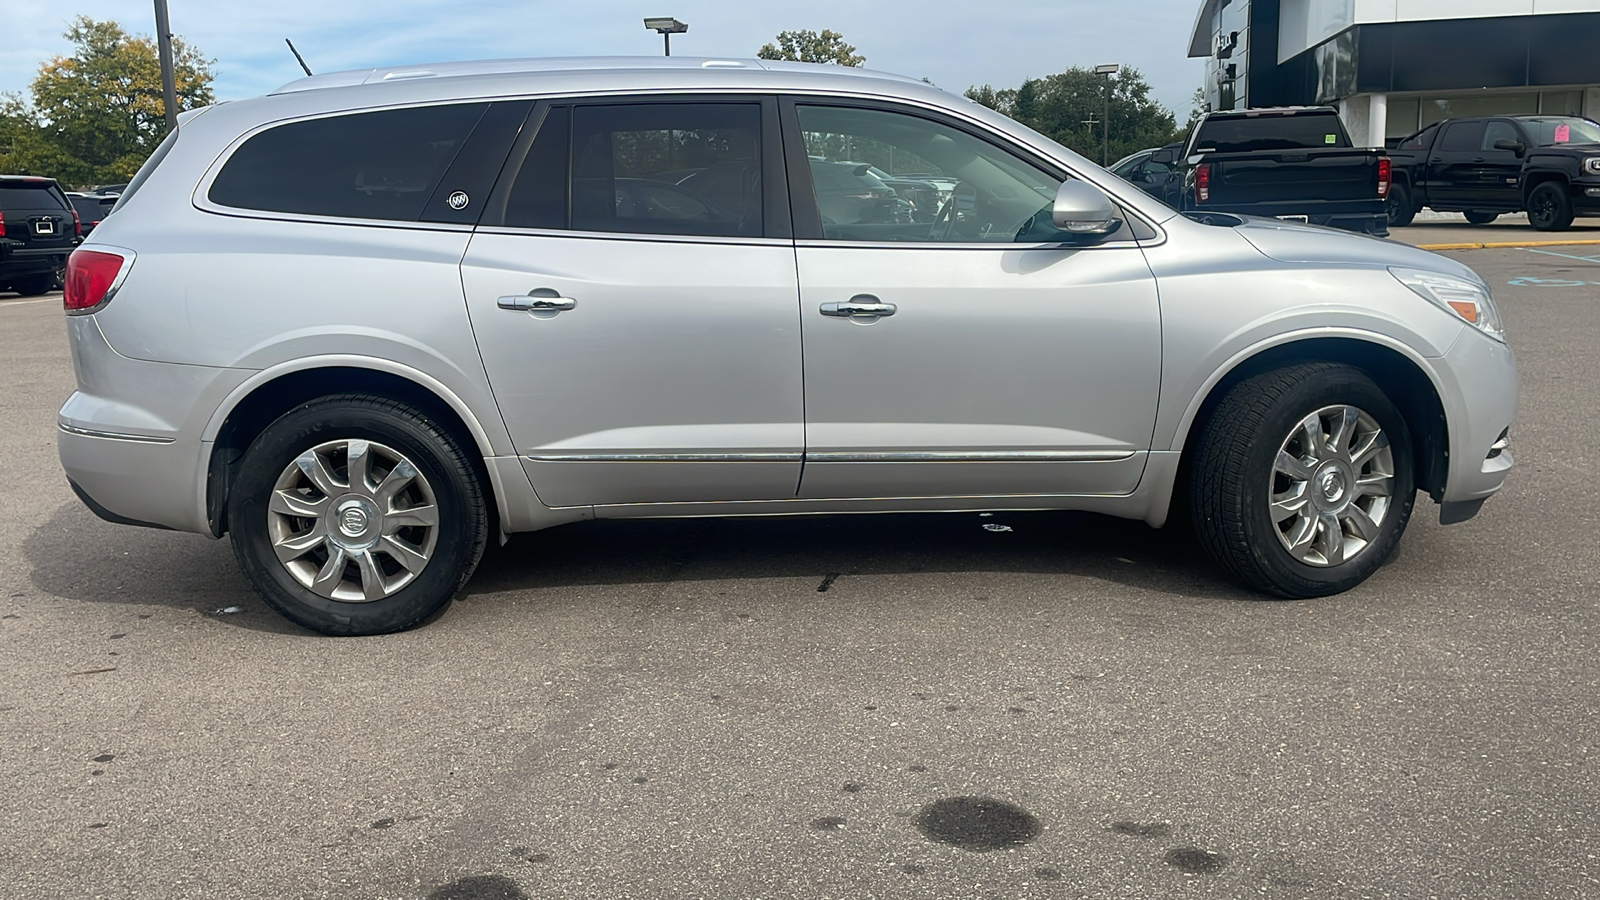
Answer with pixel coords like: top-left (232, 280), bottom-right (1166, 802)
top-left (339, 506), bottom-right (370, 537)
top-left (447, 191), bottom-right (470, 210)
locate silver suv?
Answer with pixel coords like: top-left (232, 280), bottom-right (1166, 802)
top-left (58, 58), bottom-right (1517, 635)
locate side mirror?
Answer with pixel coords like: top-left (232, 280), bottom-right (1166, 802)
top-left (1151, 148), bottom-right (1177, 165)
top-left (1051, 181), bottom-right (1121, 236)
top-left (1492, 139), bottom-right (1527, 157)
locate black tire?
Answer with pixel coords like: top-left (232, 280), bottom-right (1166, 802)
top-left (1528, 181), bottom-right (1575, 231)
top-left (1189, 363), bottom-right (1415, 599)
top-left (1386, 183), bottom-right (1415, 229)
top-left (11, 273), bottom-right (55, 297)
top-left (228, 395), bottom-right (488, 636)
top-left (1463, 211), bottom-right (1499, 225)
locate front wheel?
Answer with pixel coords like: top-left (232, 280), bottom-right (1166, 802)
top-left (228, 395), bottom-right (488, 635)
top-left (1190, 363), bottom-right (1415, 598)
top-left (1528, 182), bottom-right (1575, 231)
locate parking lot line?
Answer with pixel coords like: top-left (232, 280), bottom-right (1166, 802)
top-left (1417, 239), bottom-right (1600, 251)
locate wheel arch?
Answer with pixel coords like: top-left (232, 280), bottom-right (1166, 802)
top-left (1169, 336), bottom-right (1450, 522)
top-left (1523, 170), bottom-right (1570, 202)
top-left (202, 362), bottom-right (505, 539)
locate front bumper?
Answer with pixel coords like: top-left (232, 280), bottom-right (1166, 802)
top-left (1430, 327), bottom-right (1518, 522)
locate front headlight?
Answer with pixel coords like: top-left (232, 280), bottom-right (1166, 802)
top-left (1585, 157), bottom-right (1600, 175)
top-left (1389, 267), bottom-right (1505, 342)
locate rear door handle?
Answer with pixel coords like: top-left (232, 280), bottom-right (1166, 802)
top-left (498, 287), bottom-right (577, 312)
top-left (821, 295), bottom-right (897, 319)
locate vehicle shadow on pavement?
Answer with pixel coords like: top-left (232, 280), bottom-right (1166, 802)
top-left (463, 510), bottom-right (1252, 603)
top-left (23, 499), bottom-right (1274, 634)
top-left (22, 499), bottom-right (308, 635)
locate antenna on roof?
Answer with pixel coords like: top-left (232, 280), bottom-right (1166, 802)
top-left (285, 39), bottom-right (313, 77)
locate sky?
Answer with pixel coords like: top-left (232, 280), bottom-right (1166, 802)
top-left (1, 0), bottom-right (1207, 118)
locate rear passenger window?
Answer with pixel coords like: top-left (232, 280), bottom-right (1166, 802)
top-left (208, 104), bottom-right (488, 221)
top-left (501, 102), bottom-right (762, 238)
top-left (1439, 121), bottom-right (1486, 152)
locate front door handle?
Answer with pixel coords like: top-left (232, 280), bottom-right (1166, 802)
top-left (821, 295), bottom-right (897, 320)
top-left (498, 287), bottom-right (577, 312)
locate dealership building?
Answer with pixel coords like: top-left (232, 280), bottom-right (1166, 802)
top-left (1190, 0), bottom-right (1600, 145)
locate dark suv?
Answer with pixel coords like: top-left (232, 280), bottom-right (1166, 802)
top-left (1, 175), bottom-right (78, 295)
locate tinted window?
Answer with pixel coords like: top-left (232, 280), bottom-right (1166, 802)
top-left (1193, 113), bottom-right (1350, 152)
top-left (0, 186), bottom-right (68, 210)
top-left (1111, 152), bottom-right (1151, 178)
top-left (209, 104), bottom-right (488, 221)
top-left (1481, 120), bottom-right (1521, 152)
top-left (555, 103), bottom-right (762, 237)
top-left (1439, 121), bottom-right (1486, 152)
top-left (795, 104), bottom-right (1105, 244)
top-left (1399, 124), bottom-right (1439, 151)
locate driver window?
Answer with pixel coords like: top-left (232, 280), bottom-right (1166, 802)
top-left (794, 104), bottom-right (1078, 243)
top-left (1481, 121), bottom-right (1520, 153)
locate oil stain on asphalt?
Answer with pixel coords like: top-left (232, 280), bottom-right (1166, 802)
top-left (914, 796), bottom-right (1041, 851)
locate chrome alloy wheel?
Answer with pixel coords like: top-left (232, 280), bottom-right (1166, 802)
top-left (266, 439), bottom-right (440, 602)
top-left (1269, 405), bottom-right (1395, 567)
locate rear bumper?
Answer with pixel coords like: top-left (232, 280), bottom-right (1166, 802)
top-left (57, 315), bottom-right (253, 534)
top-left (1309, 212), bottom-right (1389, 237)
top-left (0, 244), bottom-right (70, 277)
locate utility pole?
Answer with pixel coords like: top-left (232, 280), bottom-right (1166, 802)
top-left (154, 0), bottom-right (179, 132)
top-left (1095, 64), bottom-right (1120, 166)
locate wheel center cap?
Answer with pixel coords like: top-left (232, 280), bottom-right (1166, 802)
top-left (1319, 469), bottom-right (1347, 504)
top-left (336, 499), bottom-right (375, 539)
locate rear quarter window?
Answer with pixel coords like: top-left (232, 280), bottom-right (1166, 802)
top-left (208, 103), bottom-right (488, 221)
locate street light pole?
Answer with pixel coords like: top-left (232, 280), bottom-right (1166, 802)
top-left (1095, 64), bottom-right (1119, 166)
top-left (643, 18), bottom-right (689, 57)
top-left (153, 0), bottom-right (179, 132)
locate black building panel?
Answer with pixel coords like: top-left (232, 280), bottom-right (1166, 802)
top-left (1388, 18), bottom-right (1529, 92)
top-left (1528, 13), bottom-right (1600, 86)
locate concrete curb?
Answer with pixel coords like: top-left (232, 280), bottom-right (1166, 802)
top-left (1416, 239), bottom-right (1600, 251)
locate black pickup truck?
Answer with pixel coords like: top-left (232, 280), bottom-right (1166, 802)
top-left (1120, 107), bottom-right (1391, 236)
top-left (1386, 115), bottom-right (1600, 231)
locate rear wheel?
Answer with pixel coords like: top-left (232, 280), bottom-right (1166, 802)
top-left (228, 395), bottom-right (488, 635)
top-left (1528, 182), bottom-right (1575, 231)
top-left (1190, 363), bottom-right (1415, 598)
top-left (1386, 183), bottom-right (1415, 229)
top-left (1463, 211), bottom-right (1499, 225)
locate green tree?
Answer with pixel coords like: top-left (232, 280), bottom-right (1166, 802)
top-left (1186, 86), bottom-right (1211, 130)
top-left (966, 66), bottom-right (1184, 166)
top-left (757, 29), bottom-right (864, 67)
top-left (5, 17), bottom-right (213, 186)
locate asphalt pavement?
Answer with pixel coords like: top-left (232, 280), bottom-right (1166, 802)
top-left (1, 247), bottom-right (1597, 899)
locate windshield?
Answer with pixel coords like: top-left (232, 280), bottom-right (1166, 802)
top-left (1521, 117), bottom-right (1600, 146)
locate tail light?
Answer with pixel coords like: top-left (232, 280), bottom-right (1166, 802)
top-left (1377, 157), bottom-right (1392, 199)
top-left (64, 249), bottom-right (128, 313)
top-left (0, 211), bottom-right (6, 238)
top-left (71, 208), bottom-right (82, 237)
top-left (1195, 164), bottom-right (1211, 203)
